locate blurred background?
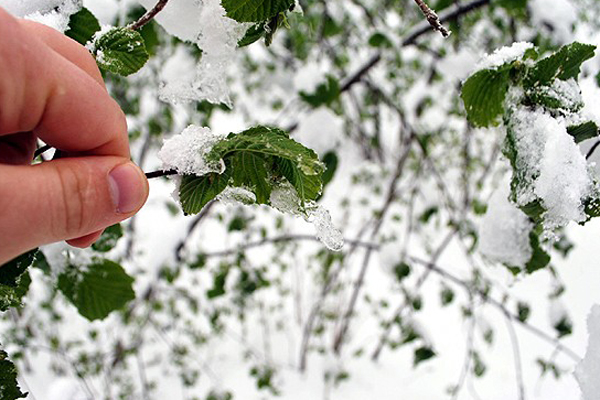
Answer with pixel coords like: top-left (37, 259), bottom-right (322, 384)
top-left (3, 0), bottom-right (600, 399)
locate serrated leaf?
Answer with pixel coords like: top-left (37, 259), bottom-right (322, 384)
top-left (94, 28), bottom-right (149, 76)
top-left (208, 127), bottom-right (324, 177)
top-left (567, 121), bottom-right (599, 143)
top-left (525, 42), bottom-right (596, 87)
top-left (57, 259), bottom-right (135, 321)
top-left (92, 224), bottom-right (124, 253)
top-left (461, 68), bottom-right (510, 127)
top-left (65, 7), bottom-right (101, 45)
top-left (0, 349), bottom-right (27, 399)
top-left (275, 158), bottom-right (322, 202)
top-left (231, 152), bottom-right (272, 204)
top-left (222, 0), bottom-right (294, 22)
top-left (179, 171), bottom-right (231, 215)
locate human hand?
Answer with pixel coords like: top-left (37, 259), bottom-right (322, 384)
top-left (0, 8), bottom-right (149, 265)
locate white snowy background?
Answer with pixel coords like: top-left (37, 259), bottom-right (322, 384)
top-left (2, 0), bottom-right (600, 399)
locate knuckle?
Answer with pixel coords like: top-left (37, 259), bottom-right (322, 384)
top-left (51, 162), bottom-right (98, 238)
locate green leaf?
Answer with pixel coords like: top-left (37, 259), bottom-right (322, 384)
top-left (230, 152), bottom-right (272, 204)
top-left (299, 75), bottom-right (341, 108)
top-left (461, 68), bottom-right (510, 128)
top-left (209, 127), bottom-right (324, 177)
top-left (567, 121), bottom-right (599, 143)
top-left (320, 151), bottom-right (338, 190)
top-left (525, 42), bottom-right (596, 87)
top-left (274, 158), bottom-right (322, 203)
top-left (525, 231), bottom-right (551, 274)
top-left (207, 126), bottom-right (324, 204)
top-left (517, 301), bottom-right (531, 322)
top-left (0, 250), bottom-right (37, 288)
top-left (92, 224), bottom-right (124, 253)
top-left (238, 23), bottom-right (267, 47)
top-left (393, 262), bottom-right (411, 282)
top-left (0, 249), bottom-right (36, 312)
top-left (413, 346), bottom-right (436, 366)
top-left (93, 28), bottom-right (149, 76)
top-left (65, 7), bottom-right (101, 45)
top-left (57, 259), bottom-right (135, 321)
top-left (222, 0), bottom-right (294, 22)
top-left (0, 349), bottom-right (27, 399)
top-left (179, 170), bottom-right (231, 215)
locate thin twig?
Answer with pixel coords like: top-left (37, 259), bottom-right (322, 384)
top-left (129, 0), bottom-right (170, 31)
top-left (503, 309), bottom-right (526, 400)
top-left (413, 0), bottom-right (451, 38)
top-left (408, 256), bottom-right (581, 361)
top-left (202, 234), bottom-right (378, 259)
top-left (34, 144), bottom-right (52, 159)
top-left (145, 169), bottom-right (178, 179)
top-left (586, 139), bottom-right (600, 159)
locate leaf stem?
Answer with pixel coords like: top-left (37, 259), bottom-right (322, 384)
top-left (129, 0), bottom-right (170, 31)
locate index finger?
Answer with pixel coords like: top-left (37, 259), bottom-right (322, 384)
top-left (0, 8), bottom-right (129, 158)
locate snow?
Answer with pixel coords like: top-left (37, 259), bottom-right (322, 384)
top-left (140, 0), bottom-right (247, 106)
top-left (535, 117), bottom-right (591, 231)
top-left (534, 78), bottom-right (584, 111)
top-left (158, 125), bottom-right (226, 175)
top-left (478, 182), bottom-right (534, 267)
top-left (1, 0), bottom-right (81, 32)
top-left (508, 105), bottom-right (592, 234)
top-left (575, 305), bottom-right (600, 400)
top-left (270, 183), bottom-right (344, 251)
top-left (217, 186), bottom-right (257, 205)
top-left (475, 42), bottom-right (533, 71)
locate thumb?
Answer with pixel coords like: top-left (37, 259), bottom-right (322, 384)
top-left (0, 156), bottom-right (148, 263)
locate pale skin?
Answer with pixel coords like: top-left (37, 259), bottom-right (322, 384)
top-left (0, 8), bottom-right (149, 265)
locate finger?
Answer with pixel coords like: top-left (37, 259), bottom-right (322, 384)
top-left (0, 156), bottom-right (148, 264)
top-left (0, 131), bottom-right (36, 164)
top-left (67, 230), bottom-right (104, 248)
top-left (18, 19), bottom-right (106, 89)
top-left (0, 8), bottom-right (129, 158)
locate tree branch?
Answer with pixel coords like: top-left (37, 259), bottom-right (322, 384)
top-left (129, 0), bottom-right (170, 31)
top-left (413, 0), bottom-right (451, 38)
top-left (144, 169), bottom-right (178, 179)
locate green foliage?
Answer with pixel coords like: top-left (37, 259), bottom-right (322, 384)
top-left (92, 224), bottom-right (124, 252)
top-left (65, 7), bottom-right (101, 45)
top-left (393, 262), bottom-right (411, 282)
top-left (299, 75), bottom-right (341, 108)
top-left (179, 126), bottom-right (324, 215)
top-left (0, 249), bottom-right (36, 312)
top-left (463, 42), bottom-right (597, 274)
top-left (413, 346), bottom-right (436, 366)
top-left (93, 28), bottom-right (149, 76)
top-left (180, 171), bottom-right (231, 215)
top-left (222, 0), bottom-right (294, 22)
top-left (57, 259), bottom-right (135, 321)
top-left (524, 42), bottom-right (596, 87)
top-left (567, 121), bottom-right (599, 143)
top-left (461, 67), bottom-right (511, 127)
top-left (0, 349), bottom-right (27, 400)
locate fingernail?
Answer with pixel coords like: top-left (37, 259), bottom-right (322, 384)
top-left (108, 163), bottom-right (147, 214)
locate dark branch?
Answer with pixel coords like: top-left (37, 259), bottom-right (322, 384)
top-left (403, 0), bottom-right (490, 45)
top-left (145, 169), bottom-right (178, 179)
top-left (586, 139), bottom-right (600, 159)
top-left (129, 0), bottom-right (170, 31)
top-left (34, 144), bottom-right (52, 159)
